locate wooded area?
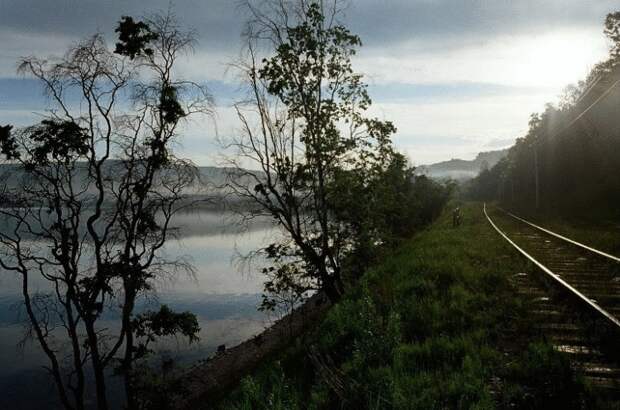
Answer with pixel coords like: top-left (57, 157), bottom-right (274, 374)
top-left (468, 13), bottom-right (620, 214)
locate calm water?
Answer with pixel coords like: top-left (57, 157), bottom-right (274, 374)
top-left (0, 209), bottom-right (278, 408)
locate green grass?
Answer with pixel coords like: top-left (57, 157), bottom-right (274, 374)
top-left (216, 203), bottom-right (598, 409)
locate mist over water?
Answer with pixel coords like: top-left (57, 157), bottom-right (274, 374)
top-left (0, 209), bottom-right (277, 408)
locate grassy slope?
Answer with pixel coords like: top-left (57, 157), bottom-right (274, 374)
top-left (217, 203), bottom-right (596, 409)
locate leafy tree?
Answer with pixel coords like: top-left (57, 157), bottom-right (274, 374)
top-left (0, 13), bottom-right (211, 410)
top-left (226, 0), bottom-right (405, 306)
top-left (115, 16), bottom-right (159, 59)
top-left (605, 11), bottom-right (620, 64)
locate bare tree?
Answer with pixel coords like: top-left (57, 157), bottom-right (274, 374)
top-left (224, 0), bottom-right (398, 307)
top-left (0, 13), bottom-right (211, 410)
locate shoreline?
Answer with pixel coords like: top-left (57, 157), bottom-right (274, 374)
top-left (175, 292), bottom-right (332, 409)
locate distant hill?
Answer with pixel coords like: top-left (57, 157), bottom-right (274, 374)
top-left (417, 148), bottom-right (509, 181)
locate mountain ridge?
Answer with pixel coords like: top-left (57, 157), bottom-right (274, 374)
top-left (417, 148), bottom-right (509, 181)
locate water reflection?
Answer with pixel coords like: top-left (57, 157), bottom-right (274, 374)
top-left (0, 209), bottom-right (278, 408)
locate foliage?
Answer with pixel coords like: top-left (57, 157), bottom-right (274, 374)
top-left (229, 0), bottom-right (448, 310)
top-left (223, 364), bottom-right (307, 410)
top-left (133, 305), bottom-right (200, 359)
top-left (331, 156), bottom-right (451, 278)
top-left (605, 12), bottom-right (620, 63)
top-left (115, 16), bottom-right (159, 59)
top-left (498, 342), bottom-right (590, 409)
top-left (0, 13), bottom-right (210, 410)
top-left (0, 124), bottom-right (19, 160)
top-left (218, 204), bottom-right (594, 409)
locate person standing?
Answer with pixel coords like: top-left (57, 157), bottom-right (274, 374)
top-left (452, 207), bottom-right (462, 227)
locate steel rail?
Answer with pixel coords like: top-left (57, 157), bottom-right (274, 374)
top-left (483, 203), bottom-right (620, 330)
top-left (500, 208), bottom-right (620, 264)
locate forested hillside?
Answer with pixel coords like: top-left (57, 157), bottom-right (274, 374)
top-left (468, 12), bottom-right (620, 214)
top-left (418, 149), bottom-right (508, 181)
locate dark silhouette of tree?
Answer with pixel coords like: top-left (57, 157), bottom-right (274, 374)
top-left (115, 16), bottom-right (159, 59)
top-left (605, 12), bottom-right (620, 64)
top-left (0, 13), bottom-right (211, 410)
top-left (225, 0), bottom-right (445, 310)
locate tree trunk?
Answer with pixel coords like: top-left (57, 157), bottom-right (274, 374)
top-left (534, 147), bottom-right (540, 210)
top-left (323, 274), bottom-right (344, 303)
top-left (84, 321), bottom-right (109, 410)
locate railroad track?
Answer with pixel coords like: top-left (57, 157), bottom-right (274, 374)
top-left (484, 204), bottom-right (620, 396)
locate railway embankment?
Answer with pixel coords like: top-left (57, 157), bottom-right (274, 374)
top-left (211, 203), bottom-right (614, 409)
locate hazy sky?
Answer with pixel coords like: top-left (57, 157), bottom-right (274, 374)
top-left (0, 0), bottom-right (616, 165)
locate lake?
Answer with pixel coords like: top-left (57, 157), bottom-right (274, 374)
top-left (0, 209), bottom-right (278, 408)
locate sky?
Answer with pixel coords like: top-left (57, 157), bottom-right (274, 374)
top-left (0, 0), bottom-right (616, 166)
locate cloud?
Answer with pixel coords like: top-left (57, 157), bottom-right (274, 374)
top-left (0, 0), bottom-right (246, 79)
top-left (346, 0), bottom-right (617, 47)
top-left (355, 27), bottom-right (608, 87)
top-left (1, 0), bottom-right (615, 79)
top-left (0, 0), bottom-right (244, 47)
top-left (0, 28), bottom-right (77, 77)
top-left (370, 92), bottom-right (548, 139)
top-left (0, 0), bottom-right (617, 165)
top-left (366, 89), bottom-right (554, 164)
top-left (367, 82), bottom-right (556, 103)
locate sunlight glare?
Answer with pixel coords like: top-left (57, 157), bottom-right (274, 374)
top-left (505, 29), bottom-right (608, 88)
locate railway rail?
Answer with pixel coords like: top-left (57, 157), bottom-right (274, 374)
top-left (484, 204), bottom-right (620, 395)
